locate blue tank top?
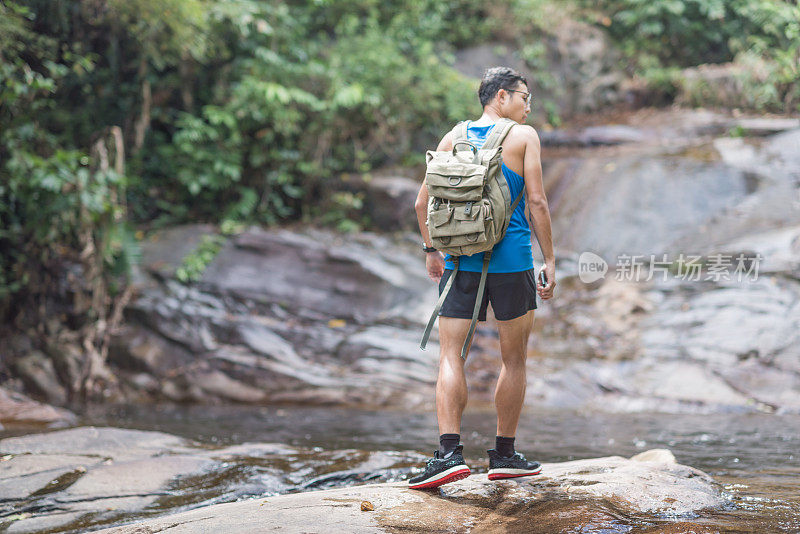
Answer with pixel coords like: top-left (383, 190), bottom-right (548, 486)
top-left (444, 121), bottom-right (533, 273)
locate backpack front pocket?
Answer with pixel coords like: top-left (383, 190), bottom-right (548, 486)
top-left (450, 201), bottom-right (485, 236)
top-left (428, 205), bottom-right (454, 238)
top-left (425, 163), bottom-right (486, 202)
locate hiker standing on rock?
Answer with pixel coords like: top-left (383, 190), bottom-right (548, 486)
top-left (410, 66), bottom-right (555, 489)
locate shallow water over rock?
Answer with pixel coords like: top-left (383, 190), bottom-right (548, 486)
top-left (2, 405), bottom-right (798, 532)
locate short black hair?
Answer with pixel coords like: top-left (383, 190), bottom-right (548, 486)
top-left (478, 67), bottom-right (528, 107)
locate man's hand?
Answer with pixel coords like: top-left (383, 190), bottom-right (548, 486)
top-left (537, 262), bottom-right (556, 300)
top-left (426, 251), bottom-right (445, 283)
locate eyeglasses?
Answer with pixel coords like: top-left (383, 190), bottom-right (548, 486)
top-left (506, 89), bottom-right (532, 106)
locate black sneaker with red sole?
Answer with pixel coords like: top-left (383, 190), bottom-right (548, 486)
top-left (408, 445), bottom-right (471, 490)
top-left (487, 449), bottom-right (542, 480)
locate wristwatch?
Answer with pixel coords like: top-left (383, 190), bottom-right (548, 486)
top-left (422, 243), bottom-right (437, 253)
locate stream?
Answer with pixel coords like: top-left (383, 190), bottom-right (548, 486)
top-left (3, 404), bottom-right (796, 533)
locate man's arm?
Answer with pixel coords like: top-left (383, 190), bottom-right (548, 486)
top-left (520, 126), bottom-right (556, 299)
top-left (415, 131), bottom-right (454, 283)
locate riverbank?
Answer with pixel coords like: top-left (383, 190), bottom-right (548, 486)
top-left (1, 406), bottom-right (799, 532)
top-left (0, 426), bottom-right (724, 533)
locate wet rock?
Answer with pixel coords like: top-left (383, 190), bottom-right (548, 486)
top-left (202, 228), bottom-right (428, 323)
top-left (0, 427), bottom-right (189, 459)
top-left (578, 124), bottom-right (647, 145)
top-left (135, 223), bottom-right (218, 283)
top-left (1, 427), bottom-right (428, 533)
top-left (58, 455), bottom-right (212, 512)
top-left (541, 125), bottom-right (648, 147)
top-left (0, 454), bottom-right (96, 500)
top-left (717, 360), bottom-right (800, 413)
top-left (527, 111), bottom-right (800, 414)
top-left (4, 511), bottom-right (88, 534)
top-left (114, 226), bottom-right (437, 407)
top-left (12, 352), bottom-right (68, 406)
top-left (191, 369), bottom-right (266, 403)
top-left (664, 130), bottom-right (800, 252)
top-left (0, 427), bottom-right (288, 533)
top-left (548, 150), bottom-right (749, 261)
top-left (0, 388), bottom-right (75, 428)
top-left (92, 449), bottom-right (724, 533)
top-left (361, 173), bottom-right (421, 232)
top-left (539, 450), bottom-right (719, 514)
top-left (733, 118), bottom-right (800, 136)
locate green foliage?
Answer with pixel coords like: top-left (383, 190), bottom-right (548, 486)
top-left (143, 0), bottom-right (481, 227)
top-left (585, 0), bottom-right (795, 67)
top-left (4, 0), bottom-right (798, 332)
top-left (107, 0), bottom-right (212, 67)
top-left (728, 125), bottom-right (747, 138)
top-left (175, 234), bottom-right (225, 283)
top-left (320, 192), bottom-right (367, 233)
top-left (583, 0), bottom-right (800, 111)
top-left (0, 1), bottom-right (139, 325)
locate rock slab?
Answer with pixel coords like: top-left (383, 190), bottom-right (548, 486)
top-left (0, 387), bottom-right (75, 428)
top-left (95, 449), bottom-right (722, 534)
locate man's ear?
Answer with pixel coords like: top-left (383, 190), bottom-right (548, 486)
top-left (497, 89), bottom-right (506, 105)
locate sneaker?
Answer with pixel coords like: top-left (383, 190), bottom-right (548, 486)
top-left (487, 449), bottom-right (542, 480)
top-left (408, 445), bottom-right (471, 490)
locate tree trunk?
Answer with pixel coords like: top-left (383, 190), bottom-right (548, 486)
top-left (133, 59), bottom-right (151, 154)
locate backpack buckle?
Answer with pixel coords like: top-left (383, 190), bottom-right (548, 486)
top-left (464, 201), bottom-right (473, 216)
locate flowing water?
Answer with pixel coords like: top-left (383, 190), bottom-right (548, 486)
top-left (15, 403), bottom-right (790, 533)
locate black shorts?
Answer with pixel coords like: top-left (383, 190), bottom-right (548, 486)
top-left (438, 268), bottom-right (538, 322)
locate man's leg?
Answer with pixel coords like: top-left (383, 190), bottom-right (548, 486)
top-left (436, 316), bottom-right (472, 435)
top-left (486, 309), bottom-right (541, 479)
top-left (408, 315), bottom-right (473, 490)
top-left (495, 310), bottom-right (534, 438)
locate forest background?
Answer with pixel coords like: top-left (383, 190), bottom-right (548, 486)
top-left (1, 0), bottom-right (799, 399)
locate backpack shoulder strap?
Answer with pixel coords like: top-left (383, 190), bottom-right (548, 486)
top-left (460, 251), bottom-right (491, 360)
top-left (482, 118), bottom-right (516, 151)
top-left (420, 257), bottom-right (460, 351)
top-left (451, 121), bottom-right (468, 143)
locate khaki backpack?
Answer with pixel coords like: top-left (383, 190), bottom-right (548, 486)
top-left (421, 118), bottom-right (524, 359)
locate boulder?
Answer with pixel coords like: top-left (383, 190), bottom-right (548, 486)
top-left (115, 226), bottom-right (438, 406)
top-left (453, 20), bottom-right (626, 118)
top-left (92, 450), bottom-right (724, 533)
top-left (0, 388), bottom-right (75, 428)
top-left (12, 352), bottom-right (68, 406)
top-left (135, 223), bottom-right (218, 283)
top-left (361, 173), bottom-right (421, 232)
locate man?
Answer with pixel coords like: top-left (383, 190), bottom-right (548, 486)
top-left (410, 66), bottom-right (556, 490)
